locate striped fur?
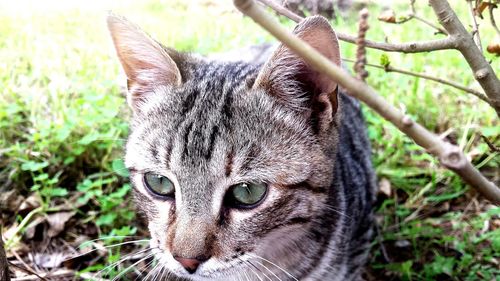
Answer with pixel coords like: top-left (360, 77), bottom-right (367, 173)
top-left (109, 14), bottom-right (376, 281)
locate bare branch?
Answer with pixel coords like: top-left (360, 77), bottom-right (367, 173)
top-left (342, 58), bottom-right (491, 104)
top-left (257, 0), bottom-right (458, 53)
top-left (406, 0), bottom-right (448, 34)
top-left (467, 0), bottom-right (483, 50)
top-left (489, 3), bottom-right (500, 37)
top-left (233, 0), bottom-right (500, 204)
top-left (429, 0), bottom-right (500, 116)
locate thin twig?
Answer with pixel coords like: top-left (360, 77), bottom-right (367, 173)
top-left (411, 14), bottom-right (449, 35)
top-left (468, 0), bottom-right (483, 50)
top-left (233, 0), bottom-right (500, 204)
top-left (407, 0), bottom-right (448, 34)
top-left (342, 58), bottom-right (491, 104)
top-left (6, 263), bottom-right (48, 281)
top-left (489, 3), bottom-right (500, 37)
top-left (256, 0), bottom-right (458, 53)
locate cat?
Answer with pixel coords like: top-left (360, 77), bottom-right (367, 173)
top-left (107, 13), bottom-right (376, 281)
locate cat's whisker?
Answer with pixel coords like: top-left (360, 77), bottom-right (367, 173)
top-left (77, 236), bottom-right (146, 248)
top-left (252, 259), bottom-right (282, 281)
top-left (156, 263), bottom-right (168, 281)
top-left (143, 258), bottom-right (160, 281)
top-left (68, 138), bottom-right (126, 145)
top-left (96, 247), bottom-right (152, 279)
top-left (68, 239), bottom-right (150, 261)
top-left (134, 255), bottom-right (156, 281)
top-left (238, 258), bottom-right (260, 281)
top-left (247, 253), bottom-right (298, 281)
top-left (323, 205), bottom-right (352, 220)
top-left (246, 259), bottom-right (268, 281)
top-left (111, 252), bottom-right (155, 281)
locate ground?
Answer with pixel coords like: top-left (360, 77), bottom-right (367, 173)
top-left (0, 0), bottom-right (498, 280)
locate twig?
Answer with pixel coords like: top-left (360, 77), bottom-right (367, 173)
top-left (489, 3), bottom-right (500, 37)
top-left (233, 0), bottom-right (500, 204)
top-left (355, 9), bottom-right (369, 81)
top-left (342, 58), bottom-right (491, 104)
top-left (481, 135), bottom-right (500, 153)
top-left (407, 0), bottom-right (448, 35)
top-left (6, 263), bottom-right (48, 281)
top-left (429, 0), bottom-right (500, 117)
top-left (10, 269), bottom-right (73, 281)
top-left (256, 0), bottom-right (458, 53)
top-left (468, 0), bottom-right (483, 50)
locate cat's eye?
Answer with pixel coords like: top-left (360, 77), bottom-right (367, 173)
top-left (225, 182), bottom-right (268, 209)
top-left (143, 172), bottom-right (175, 197)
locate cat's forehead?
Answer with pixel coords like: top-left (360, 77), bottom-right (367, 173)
top-left (126, 64), bottom-right (317, 175)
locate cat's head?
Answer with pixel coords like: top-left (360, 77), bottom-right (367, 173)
top-left (108, 14), bottom-right (342, 280)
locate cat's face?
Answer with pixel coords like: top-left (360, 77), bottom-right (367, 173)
top-left (108, 14), bottom-right (342, 280)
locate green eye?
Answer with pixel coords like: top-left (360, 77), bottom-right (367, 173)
top-left (226, 182), bottom-right (268, 208)
top-left (143, 172), bottom-right (175, 197)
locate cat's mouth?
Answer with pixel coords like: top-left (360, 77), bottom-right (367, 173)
top-left (151, 247), bottom-right (249, 280)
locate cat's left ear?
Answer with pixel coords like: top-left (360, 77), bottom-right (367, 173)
top-left (254, 16), bottom-right (341, 132)
top-left (107, 14), bottom-right (182, 112)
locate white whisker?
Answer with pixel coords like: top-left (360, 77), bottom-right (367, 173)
top-left (247, 253), bottom-right (298, 281)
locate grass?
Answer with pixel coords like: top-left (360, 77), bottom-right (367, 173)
top-left (0, 0), bottom-right (498, 280)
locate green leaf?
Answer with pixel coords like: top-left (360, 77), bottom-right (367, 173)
top-left (380, 53), bottom-right (391, 67)
top-left (112, 159), bottom-right (129, 177)
top-left (21, 161), bottom-right (49, 171)
top-left (41, 187), bottom-right (68, 197)
top-left (96, 213), bottom-right (117, 226)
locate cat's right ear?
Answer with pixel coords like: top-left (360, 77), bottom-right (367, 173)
top-left (107, 14), bottom-right (182, 111)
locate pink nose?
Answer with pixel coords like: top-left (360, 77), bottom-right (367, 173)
top-left (173, 256), bottom-right (206, 273)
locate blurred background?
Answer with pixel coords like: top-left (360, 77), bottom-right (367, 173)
top-left (0, 0), bottom-right (498, 280)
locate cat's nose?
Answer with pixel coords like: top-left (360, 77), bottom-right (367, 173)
top-left (173, 256), bottom-right (208, 273)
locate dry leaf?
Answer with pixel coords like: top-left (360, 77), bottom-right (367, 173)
top-left (24, 216), bottom-right (46, 240)
top-left (378, 178), bottom-right (392, 197)
top-left (486, 40), bottom-right (500, 55)
top-left (0, 190), bottom-right (24, 211)
top-left (33, 252), bottom-right (67, 268)
top-left (18, 193), bottom-right (42, 212)
top-left (47, 211), bottom-right (76, 237)
top-left (378, 9), bottom-right (396, 23)
top-left (475, 1), bottom-right (493, 17)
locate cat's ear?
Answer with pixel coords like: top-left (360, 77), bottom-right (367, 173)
top-left (254, 16), bottom-right (341, 132)
top-left (107, 14), bottom-right (182, 111)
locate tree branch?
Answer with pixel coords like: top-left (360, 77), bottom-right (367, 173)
top-left (257, 0), bottom-right (458, 53)
top-left (342, 58), bottom-right (491, 104)
top-left (406, 0), bottom-right (448, 35)
top-left (258, 0), bottom-right (500, 115)
top-left (429, 0), bottom-right (500, 117)
top-left (233, 0), bottom-right (500, 204)
top-left (467, 0), bottom-right (482, 50)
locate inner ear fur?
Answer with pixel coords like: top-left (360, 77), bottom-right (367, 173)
top-left (107, 14), bottom-right (182, 112)
top-left (253, 16), bottom-right (341, 132)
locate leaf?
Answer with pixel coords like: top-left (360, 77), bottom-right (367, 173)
top-left (486, 40), bottom-right (500, 55)
top-left (41, 187), bottom-right (68, 198)
top-left (21, 161), bottom-right (49, 171)
top-left (112, 159), bottom-right (129, 177)
top-left (378, 178), bottom-right (392, 197)
top-left (96, 213), bottom-right (117, 226)
top-left (380, 54), bottom-right (391, 67)
top-left (46, 211), bottom-right (76, 237)
top-left (78, 132), bottom-right (100, 145)
top-left (378, 9), bottom-right (396, 23)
